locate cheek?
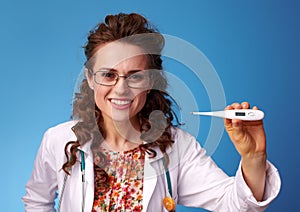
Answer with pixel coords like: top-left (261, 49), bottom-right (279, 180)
top-left (134, 91), bottom-right (148, 110)
top-left (93, 86), bottom-right (108, 107)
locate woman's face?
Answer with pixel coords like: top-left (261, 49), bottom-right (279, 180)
top-left (86, 42), bottom-right (150, 125)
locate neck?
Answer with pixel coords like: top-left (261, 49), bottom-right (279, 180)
top-left (102, 116), bottom-right (142, 151)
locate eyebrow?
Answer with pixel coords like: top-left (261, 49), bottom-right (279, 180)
top-left (95, 67), bottom-right (116, 72)
top-left (95, 68), bottom-right (144, 74)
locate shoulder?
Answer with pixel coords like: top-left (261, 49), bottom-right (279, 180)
top-left (41, 120), bottom-right (77, 153)
top-left (45, 120), bottom-right (77, 138)
top-left (169, 126), bottom-right (203, 155)
top-left (170, 127), bottom-right (194, 138)
top-left (170, 127), bottom-right (198, 146)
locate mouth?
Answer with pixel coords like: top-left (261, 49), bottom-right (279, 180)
top-left (109, 98), bottom-right (133, 109)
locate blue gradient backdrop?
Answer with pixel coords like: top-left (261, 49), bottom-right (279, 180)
top-left (1, 0), bottom-right (299, 211)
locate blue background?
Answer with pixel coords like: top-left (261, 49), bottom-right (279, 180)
top-left (1, 0), bottom-right (299, 211)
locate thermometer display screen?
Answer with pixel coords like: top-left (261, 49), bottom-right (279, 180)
top-left (235, 112), bottom-right (246, 116)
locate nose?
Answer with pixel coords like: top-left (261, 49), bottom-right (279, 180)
top-left (114, 76), bottom-right (129, 94)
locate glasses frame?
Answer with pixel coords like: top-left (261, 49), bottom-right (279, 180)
top-left (91, 69), bottom-right (151, 89)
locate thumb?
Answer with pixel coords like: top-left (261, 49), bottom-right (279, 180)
top-left (230, 119), bottom-right (245, 142)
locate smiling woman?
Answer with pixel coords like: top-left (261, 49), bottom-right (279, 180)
top-left (85, 42), bottom-right (151, 124)
top-left (22, 13), bottom-right (280, 212)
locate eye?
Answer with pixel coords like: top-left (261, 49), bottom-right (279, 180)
top-left (128, 72), bottom-right (146, 81)
top-left (101, 71), bottom-right (117, 80)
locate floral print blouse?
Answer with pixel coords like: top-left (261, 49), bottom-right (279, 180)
top-left (92, 144), bottom-right (145, 212)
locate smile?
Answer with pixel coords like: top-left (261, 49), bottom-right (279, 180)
top-left (110, 99), bottom-right (133, 106)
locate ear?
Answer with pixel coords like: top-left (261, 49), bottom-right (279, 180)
top-left (85, 68), bottom-right (94, 90)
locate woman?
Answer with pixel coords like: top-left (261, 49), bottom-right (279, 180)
top-left (23, 13), bottom-right (280, 211)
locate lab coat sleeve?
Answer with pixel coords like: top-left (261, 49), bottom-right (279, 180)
top-left (174, 129), bottom-right (281, 212)
top-left (234, 161), bottom-right (281, 211)
top-left (22, 128), bottom-right (58, 212)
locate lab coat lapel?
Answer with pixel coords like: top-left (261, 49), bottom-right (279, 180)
top-left (83, 150), bottom-right (94, 211)
top-left (143, 145), bottom-right (174, 211)
top-left (143, 156), bottom-right (158, 211)
top-left (67, 162), bottom-right (83, 212)
top-left (77, 142), bottom-right (94, 212)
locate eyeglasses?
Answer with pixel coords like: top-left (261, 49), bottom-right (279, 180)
top-left (92, 69), bottom-right (151, 89)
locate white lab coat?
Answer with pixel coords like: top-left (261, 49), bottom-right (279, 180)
top-left (22, 121), bottom-right (281, 212)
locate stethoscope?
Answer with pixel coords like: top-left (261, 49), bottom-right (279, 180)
top-left (58, 150), bottom-right (86, 212)
top-left (58, 150), bottom-right (175, 212)
top-left (162, 155), bottom-right (176, 212)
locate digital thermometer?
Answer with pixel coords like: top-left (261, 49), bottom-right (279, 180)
top-left (191, 109), bottom-right (264, 121)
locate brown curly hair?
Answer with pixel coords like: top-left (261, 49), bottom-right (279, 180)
top-left (62, 13), bottom-right (179, 189)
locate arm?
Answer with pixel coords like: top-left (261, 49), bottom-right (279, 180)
top-left (224, 102), bottom-right (267, 201)
top-left (173, 127), bottom-right (280, 211)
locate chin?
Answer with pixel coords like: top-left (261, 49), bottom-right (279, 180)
top-left (110, 111), bottom-right (138, 123)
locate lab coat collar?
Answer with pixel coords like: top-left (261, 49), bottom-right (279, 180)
top-left (146, 143), bottom-right (174, 163)
top-left (77, 138), bottom-right (174, 160)
top-left (77, 139), bottom-right (92, 155)
top-left (143, 144), bottom-right (173, 212)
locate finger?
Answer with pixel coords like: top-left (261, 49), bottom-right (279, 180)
top-left (225, 105), bottom-right (233, 110)
top-left (224, 117), bottom-right (232, 125)
top-left (230, 119), bottom-right (245, 141)
top-left (253, 105), bottom-right (259, 110)
top-left (241, 102), bottom-right (250, 109)
top-left (231, 102), bottom-right (242, 109)
top-left (232, 118), bottom-right (243, 127)
top-left (224, 105), bottom-right (233, 125)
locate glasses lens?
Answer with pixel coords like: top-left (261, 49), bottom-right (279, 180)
top-left (94, 71), bottom-right (118, 86)
top-left (127, 71), bottom-right (150, 88)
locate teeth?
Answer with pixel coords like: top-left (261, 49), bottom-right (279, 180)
top-left (111, 99), bottom-right (132, 105)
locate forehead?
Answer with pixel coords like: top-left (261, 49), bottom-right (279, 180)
top-left (92, 42), bottom-right (149, 70)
